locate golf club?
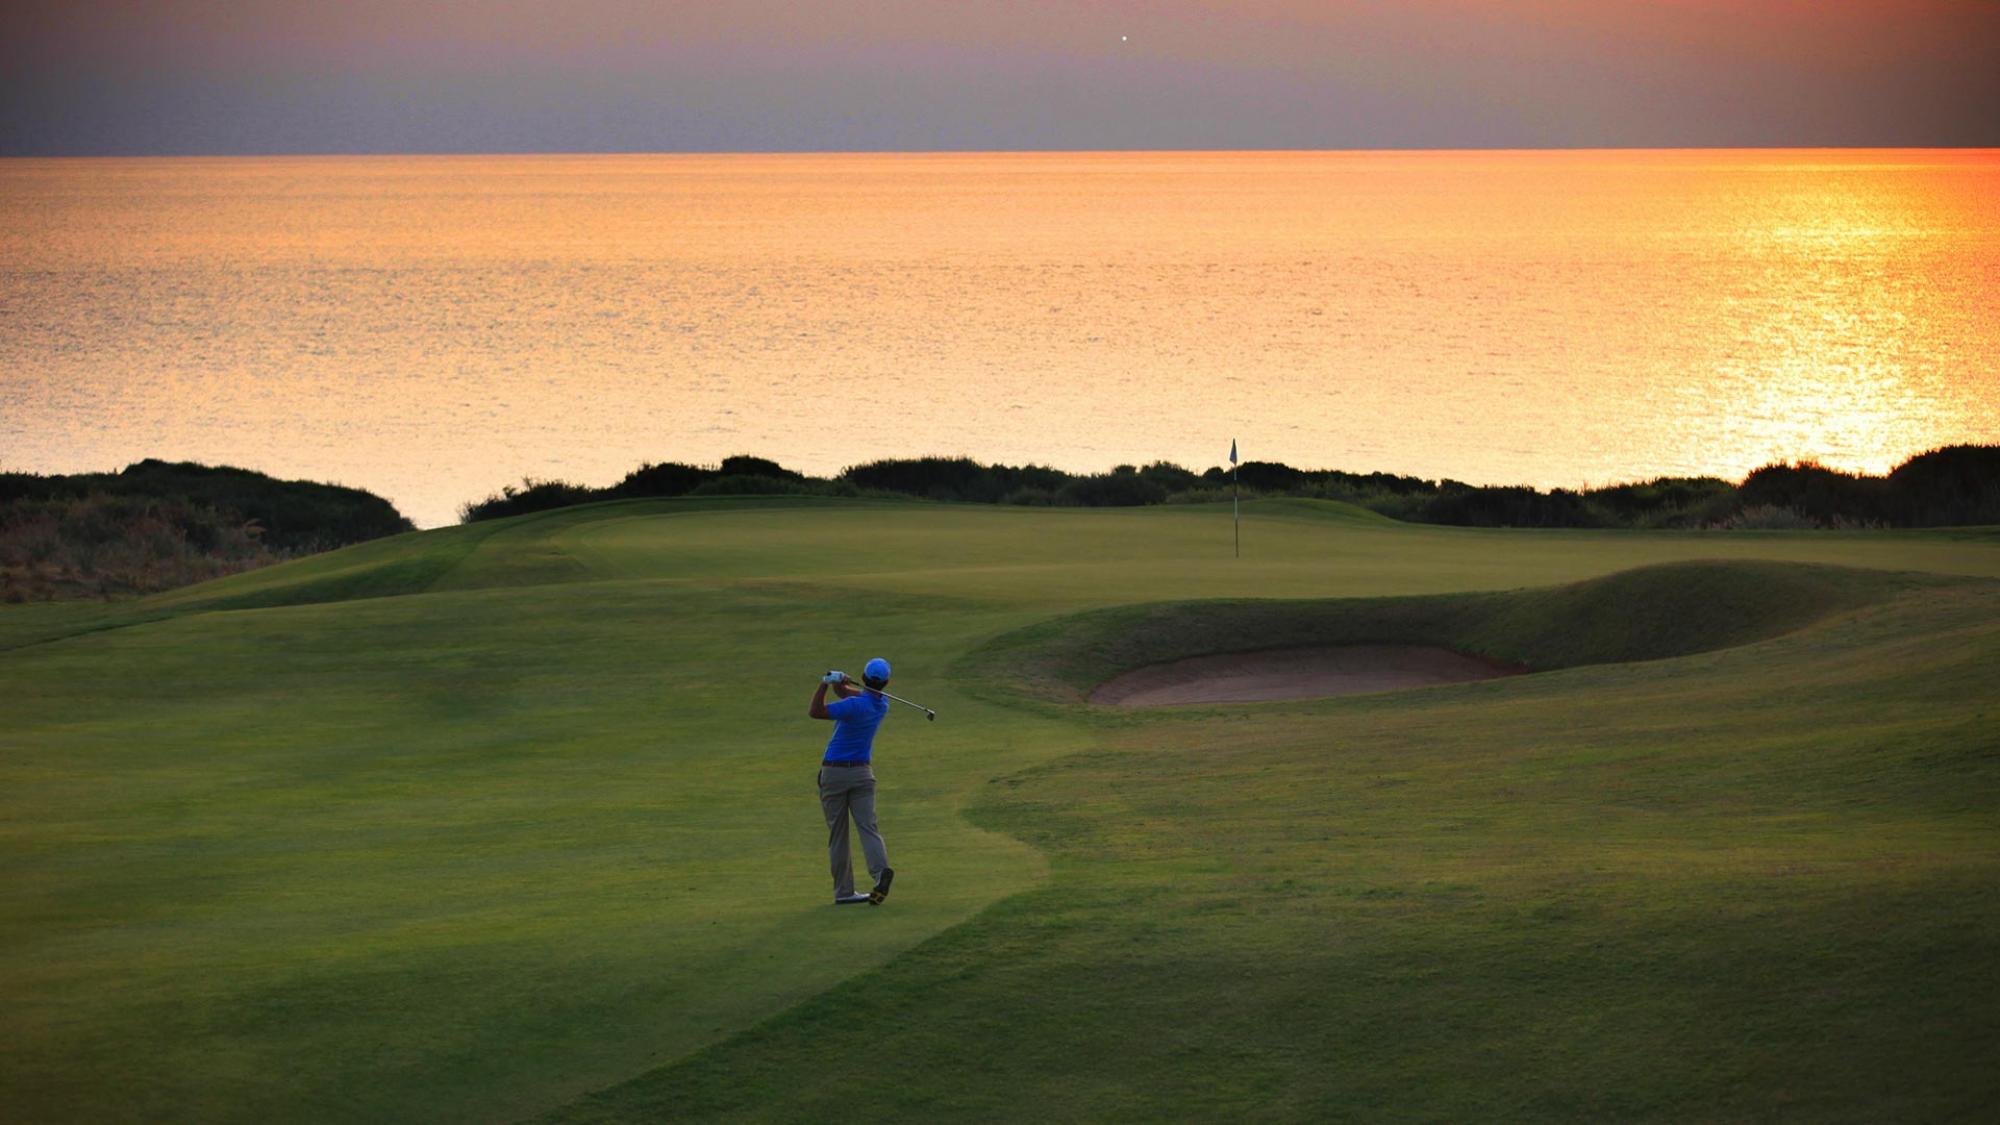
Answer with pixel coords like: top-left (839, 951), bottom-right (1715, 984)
top-left (826, 671), bottom-right (937, 721)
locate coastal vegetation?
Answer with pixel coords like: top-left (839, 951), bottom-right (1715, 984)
top-left (0, 460), bottom-right (413, 601)
top-left (3, 498), bottom-right (1996, 1121)
top-left (9, 447), bottom-right (1994, 603)
top-left (461, 444), bottom-right (2000, 531)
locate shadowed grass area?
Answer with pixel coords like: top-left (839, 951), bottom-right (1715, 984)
top-left (3, 497), bottom-right (1997, 1122)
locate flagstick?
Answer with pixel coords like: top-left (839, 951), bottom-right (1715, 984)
top-left (1233, 454), bottom-right (1240, 559)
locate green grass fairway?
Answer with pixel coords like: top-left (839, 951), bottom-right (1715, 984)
top-left (3, 499), bottom-right (1996, 1122)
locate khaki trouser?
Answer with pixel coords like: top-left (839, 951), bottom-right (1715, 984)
top-left (818, 763), bottom-right (888, 897)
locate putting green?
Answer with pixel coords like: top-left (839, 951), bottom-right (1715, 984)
top-left (2, 498), bottom-right (1995, 1122)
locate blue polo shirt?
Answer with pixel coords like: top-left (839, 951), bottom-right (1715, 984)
top-left (823, 691), bottom-right (890, 762)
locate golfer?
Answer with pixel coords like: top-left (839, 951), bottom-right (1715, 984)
top-left (809, 657), bottom-right (897, 906)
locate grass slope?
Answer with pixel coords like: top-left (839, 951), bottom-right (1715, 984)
top-left (2, 498), bottom-right (1996, 1122)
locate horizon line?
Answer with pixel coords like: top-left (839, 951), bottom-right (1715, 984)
top-left (7, 144), bottom-right (1999, 161)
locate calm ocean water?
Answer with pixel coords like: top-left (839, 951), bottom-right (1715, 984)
top-left (3, 150), bottom-right (1995, 527)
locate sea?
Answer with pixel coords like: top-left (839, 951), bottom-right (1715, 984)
top-left (2, 149), bottom-right (1995, 528)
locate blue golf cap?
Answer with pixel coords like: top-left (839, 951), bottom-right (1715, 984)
top-left (863, 657), bottom-right (891, 686)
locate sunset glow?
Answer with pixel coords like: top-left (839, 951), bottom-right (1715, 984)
top-left (5, 1), bottom-right (1996, 154)
top-left (4, 148), bottom-right (1994, 525)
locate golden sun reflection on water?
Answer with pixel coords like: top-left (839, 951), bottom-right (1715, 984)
top-left (1695, 158), bottom-right (1993, 479)
top-left (2, 149), bottom-right (1995, 525)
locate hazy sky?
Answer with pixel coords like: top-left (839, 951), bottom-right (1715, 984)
top-left (4, 1), bottom-right (1996, 154)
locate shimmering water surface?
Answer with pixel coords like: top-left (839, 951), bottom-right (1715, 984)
top-left (3, 150), bottom-right (1995, 527)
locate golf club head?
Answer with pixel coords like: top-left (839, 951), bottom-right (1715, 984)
top-left (925, 710), bottom-right (936, 722)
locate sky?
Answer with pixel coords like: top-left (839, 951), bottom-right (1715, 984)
top-left (3, 1), bottom-right (1997, 155)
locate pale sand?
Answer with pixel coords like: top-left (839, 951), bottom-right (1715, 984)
top-left (1090, 645), bottom-right (1524, 707)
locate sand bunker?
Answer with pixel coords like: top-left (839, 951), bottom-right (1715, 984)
top-left (1091, 645), bottom-right (1523, 707)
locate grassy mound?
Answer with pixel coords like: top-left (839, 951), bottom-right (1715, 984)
top-left (163, 496), bottom-right (869, 610)
top-left (959, 559), bottom-right (1924, 706)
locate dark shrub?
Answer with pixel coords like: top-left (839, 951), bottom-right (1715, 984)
top-left (459, 479), bottom-right (596, 522)
top-left (718, 455), bottom-right (802, 480)
top-left (844, 457), bottom-right (1002, 502)
top-left (0, 471), bottom-right (85, 504)
top-left (3, 462), bottom-right (409, 556)
top-left (92, 459), bottom-right (411, 552)
top-left (1138, 461), bottom-right (1202, 492)
top-left (685, 474), bottom-right (816, 497)
top-left (1165, 487), bottom-right (1234, 504)
top-left (842, 457), bottom-right (1068, 503)
top-left (1234, 460), bottom-right (1316, 492)
top-left (1714, 504), bottom-right (1822, 531)
top-left (1582, 476), bottom-right (1736, 529)
top-left (1886, 445), bottom-right (2000, 526)
top-left (613, 461), bottom-right (713, 498)
top-left (1341, 470), bottom-right (1437, 496)
top-left (1736, 461), bottom-right (1887, 526)
top-left (101, 460), bottom-right (407, 551)
top-left (1058, 473), bottom-right (1168, 507)
top-left (2, 493), bottom-right (275, 600)
top-left (1420, 485), bottom-right (1597, 528)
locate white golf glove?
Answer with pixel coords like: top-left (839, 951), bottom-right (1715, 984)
top-left (822, 671), bottom-right (848, 684)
